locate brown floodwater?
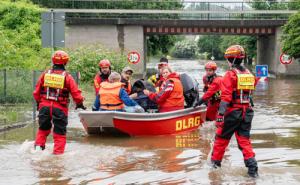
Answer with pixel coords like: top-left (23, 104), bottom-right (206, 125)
top-left (1, 60), bottom-right (300, 185)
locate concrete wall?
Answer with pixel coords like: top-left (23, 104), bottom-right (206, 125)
top-left (66, 25), bottom-right (145, 76)
top-left (257, 28), bottom-right (300, 77)
top-left (66, 25), bottom-right (120, 50)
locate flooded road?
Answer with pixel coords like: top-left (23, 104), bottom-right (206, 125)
top-left (1, 60), bottom-right (300, 185)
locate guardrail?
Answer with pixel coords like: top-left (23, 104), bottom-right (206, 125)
top-left (32, 0), bottom-right (300, 10)
top-left (53, 8), bottom-right (297, 20)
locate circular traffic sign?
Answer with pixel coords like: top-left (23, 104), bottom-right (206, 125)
top-left (280, 53), bottom-right (292, 65)
top-left (127, 51), bottom-right (140, 64)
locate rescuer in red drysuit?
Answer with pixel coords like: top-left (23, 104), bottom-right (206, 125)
top-left (210, 45), bottom-right (259, 178)
top-left (33, 50), bottom-right (86, 155)
top-left (196, 61), bottom-right (222, 121)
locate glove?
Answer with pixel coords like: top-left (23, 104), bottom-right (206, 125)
top-left (75, 103), bottom-right (86, 110)
top-left (193, 98), bottom-right (204, 108)
top-left (215, 114), bottom-right (224, 128)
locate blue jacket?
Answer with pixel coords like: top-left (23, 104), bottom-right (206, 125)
top-left (93, 88), bottom-right (137, 111)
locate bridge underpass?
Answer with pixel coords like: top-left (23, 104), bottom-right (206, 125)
top-left (43, 1), bottom-right (298, 77)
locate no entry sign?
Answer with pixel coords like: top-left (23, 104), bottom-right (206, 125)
top-left (127, 51), bottom-right (140, 64)
top-left (280, 53), bottom-right (292, 65)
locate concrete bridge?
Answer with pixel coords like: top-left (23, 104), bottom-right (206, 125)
top-left (41, 0), bottom-right (299, 77)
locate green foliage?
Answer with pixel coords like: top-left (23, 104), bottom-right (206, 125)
top-left (66, 44), bottom-right (127, 83)
top-left (147, 35), bottom-right (178, 56)
top-left (0, 0), bottom-right (51, 70)
top-left (171, 40), bottom-right (197, 59)
top-left (220, 36), bottom-right (257, 58)
top-left (197, 35), bottom-right (223, 60)
top-left (282, 11), bottom-right (300, 58)
top-left (197, 35), bottom-right (257, 60)
top-left (251, 0), bottom-right (292, 10)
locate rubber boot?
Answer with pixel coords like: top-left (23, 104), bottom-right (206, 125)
top-left (34, 129), bottom-right (51, 150)
top-left (211, 160), bottom-right (221, 169)
top-left (53, 133), bottom-right (66, 155)
top-left (245, 157), bottom-right (258, 178)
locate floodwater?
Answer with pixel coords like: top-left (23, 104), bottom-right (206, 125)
top-left (1, 60), bottom-right (300, 185)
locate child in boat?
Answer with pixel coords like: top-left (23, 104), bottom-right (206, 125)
top-left (92, 72), bottom-right (144, 112)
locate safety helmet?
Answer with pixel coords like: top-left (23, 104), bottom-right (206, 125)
top-left (224, 45), bottom-right (245, 59)
top-left (52, 50), bottom-right (69, 65)
top-left (98, 59), bottom-right (111, 68)
top-left (158, 62), bottom-right (168, 68)
top-left (205, 61), bottom-right (217, 70)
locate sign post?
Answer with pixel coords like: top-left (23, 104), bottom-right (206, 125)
top-left (41, 11), bottom-right (65, 64)
top-left (255, 65), bottom-right (268, 77)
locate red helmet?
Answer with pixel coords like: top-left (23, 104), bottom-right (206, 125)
top-left (205, 61), bottom-right (217, 70)
top-left (224, 45), bottom-right (245, 59)
top-left (98, 59), bottom-right (111, 68)
top-left (52, 50), bottom-right (69, 65)
top-left (158, 62), bottom-right (168, 68)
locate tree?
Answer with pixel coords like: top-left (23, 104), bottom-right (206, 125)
top-left (220, 36), bottom-right (257, 58)
top-left (282, 11), bottom-right (300, 58)
top-left (197, 35), bottom-right (223, 60)
top-left (171, 40), bottom-right (197, 59)
top-left (0, 0), bottom-right (51, 69)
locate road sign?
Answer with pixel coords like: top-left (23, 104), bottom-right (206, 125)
top-left (127, 51), bottom-right (141, 64)
top-left (41, 11), bottom-right (65, 48)
top-left (279, 53), bottom-right (292, 65)
top-left (255, 65), bottom-right (268, 77)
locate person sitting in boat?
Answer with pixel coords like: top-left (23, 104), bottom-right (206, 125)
top-left (131, 79), bottom-right (158, 112)
top-left (147, 57), bottom-right (169, 91)
top-left (143, 66), bottom-right (184, 113)
top-left (121, 66), bottom-right (133, 95)
top-left (94, 59), bottom-right (111, 95)
top-left (92, 72), bottom-right (144, 112)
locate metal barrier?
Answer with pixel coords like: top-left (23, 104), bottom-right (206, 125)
top-left (31, 0), bottom-right (299, 10)
top-left (0, 70), bottom-right (79, 127)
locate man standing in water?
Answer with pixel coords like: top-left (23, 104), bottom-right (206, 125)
top-left (196, 61), bottom-right (222, 121)
top-left (211, 45), bottom-right (259, 178)
top-left (33, 50), bottom-right (86, 155)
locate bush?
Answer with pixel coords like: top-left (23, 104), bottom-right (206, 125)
top-left (282, 11), bottom-right (300, 58)
top-left (66, 44), bottom-right (128, 83)
top-left (171, 40), bottom-right (198, 59)
top-left (0, 0), bottom-right (51, 70)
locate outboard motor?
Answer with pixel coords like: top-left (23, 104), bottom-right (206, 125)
top-left (131, 80), bottom-right (158, 111)
top-left (180, 73), bottom-right (200, 108)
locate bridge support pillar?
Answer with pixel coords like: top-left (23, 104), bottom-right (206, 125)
top-left (122, 26), bottom-right (146, 78)
top-left (257, 27), bottom-right (300, 77)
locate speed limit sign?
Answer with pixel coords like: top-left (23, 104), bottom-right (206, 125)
top-left (127, 51), bottom-right (140, 64)
top-left (280, 53), bottom-right (292, 65)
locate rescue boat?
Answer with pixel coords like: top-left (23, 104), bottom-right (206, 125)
top-left (79, 106), bottom-right (206, 136)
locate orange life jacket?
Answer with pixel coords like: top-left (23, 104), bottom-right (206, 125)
top-left (160, 77), bottom-right (184, 109)
top-left (40, 70), bottom-right (69, 106)
top-left (99, 82), bottom-right (124, 110)
top-left (232, 68), bottom-right (255, 105)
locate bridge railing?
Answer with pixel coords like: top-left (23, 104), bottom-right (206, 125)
top-left (32, 0), bottom-right (299, 11)
top-left (56, 9), bottom-right (296, 20)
